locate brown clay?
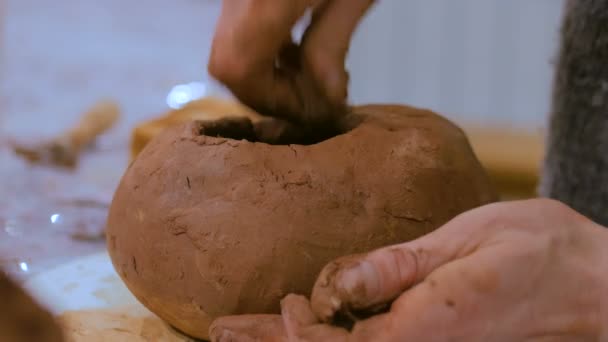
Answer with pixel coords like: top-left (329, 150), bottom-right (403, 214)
top-left (106, 104), bottom-right (497, 340)
top-left (0, 272), bottom-right (64, 342)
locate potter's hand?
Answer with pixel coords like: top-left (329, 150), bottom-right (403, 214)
top-left (208, 0), bottom-right (373, 125)
top-left (210, 199), bottom-right (608, 341)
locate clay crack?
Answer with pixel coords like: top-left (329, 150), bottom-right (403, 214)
top-left (132, 256), bottom-right (138, 275)
top-left (171, 229), bottom-right (187, 236)
top-left (383, 208), bottom-right (428, 223)
top-left (283, 174), bottom-right (312, 189)
top-left (169, 225), bottom-right (188, 236)
top-left (283, 180), bottom-right (310, 188)
top-left (148, 166), bottom-right (162, 177)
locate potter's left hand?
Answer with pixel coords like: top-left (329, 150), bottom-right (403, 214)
top-left (209, 199), bottom-right (608, 341)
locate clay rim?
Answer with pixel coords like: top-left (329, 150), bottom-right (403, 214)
top-left (192, 113), bottom-right (364, 147)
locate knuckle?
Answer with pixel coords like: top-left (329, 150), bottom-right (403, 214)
top-left (388, 246), bottom-right (420, 287)
top-left (471, 199), bottom-right (578, 231)
top-left (529, 198), bottom-right (587, 227)
top-left (533, 198), bottom-right (569, 212)
top-left (207, 49), bottom-right (248, 88)
top-left (470, 202), bottom-right (513, 231)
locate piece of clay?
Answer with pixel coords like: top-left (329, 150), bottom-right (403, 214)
top-left (106, 104), bottom-right (497, 340)
top-left (0, 272), bottom-right (64, 342)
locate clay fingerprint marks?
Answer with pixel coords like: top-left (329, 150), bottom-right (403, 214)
top-left (164, 209), bottom-right (192, 237)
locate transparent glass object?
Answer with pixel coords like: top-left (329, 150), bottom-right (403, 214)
top-left (0, 0), bottom-right (225, 281)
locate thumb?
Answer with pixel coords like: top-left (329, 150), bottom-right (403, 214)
top-left (310, 209), bottom-right (488, 322)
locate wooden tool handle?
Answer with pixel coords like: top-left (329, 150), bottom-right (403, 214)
top-left (67, 101), bottom-right (120, 150)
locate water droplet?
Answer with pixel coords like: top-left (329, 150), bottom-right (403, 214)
top-left (50, 213), bottom-right (61, 224)
top-left (166, 82), bottom-right (208, 109)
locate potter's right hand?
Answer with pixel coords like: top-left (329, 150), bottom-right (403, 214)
top-left (211, 199), bottom-right (608, 341)
top-left (208, 0), bottom-right (374, 125)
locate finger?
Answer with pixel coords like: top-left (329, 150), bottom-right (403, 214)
top-left (302, 0), bottom-right (375, 105)
top-left (311, 207), bottom-right (491, 322)
top-left (260, 34), bottom-right (346, 125)
top-left (378, 280), bottom-right (458, 341)
top-left (279, 294), bottom-right (351, 342)
top-left (282, 295), bottom-right (318, 342)
top-left (286, 295), bottom-right (440, 342)
top-left (209, 0), bottom-right (321, 121)
top-left (295, 312), bottom-right (394, 342)
top-left (281, 294), bottom-right (318, 340)
top-left (349, 312), bottom-right (396, 342)
top-left (210, 0), bottom-right (310, 75)
top-left (296, 324), bottom-right (350, 342)
top-left (382, 253), bottom-right (504, 341)
top-left (209, 314), bottom-right (288, 342)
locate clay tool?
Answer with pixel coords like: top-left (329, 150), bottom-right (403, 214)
top-left (11, 100), bottom-right (120, 169)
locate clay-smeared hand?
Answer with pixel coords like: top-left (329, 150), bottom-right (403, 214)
top-left (208, 0), bottom-right (374, 125)
top-left (210, 199), bottom-right (608, 341)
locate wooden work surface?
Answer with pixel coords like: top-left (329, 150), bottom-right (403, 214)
top-left (464, 126), bottom-right (544, 199)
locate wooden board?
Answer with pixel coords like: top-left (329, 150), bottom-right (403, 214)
top-left (464, 126), bottom-right (544, 199)
top-left (23, 252), bottom-right (194, 341)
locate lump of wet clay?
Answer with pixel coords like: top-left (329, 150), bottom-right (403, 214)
top-left (0, 272), bottom-right (64, 342)
top-left (106, 104), bottom-right (497, 340)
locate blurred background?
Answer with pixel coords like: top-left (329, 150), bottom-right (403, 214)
top-left (0, 0), bottom-right (565, 279)
top-left (349, 0), bottom-right (564, 129)
top-left (1, 0), bottom-right (565, 132)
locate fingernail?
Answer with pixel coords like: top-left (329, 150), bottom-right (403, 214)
top-left (338, 260), bottom-right (379, 304)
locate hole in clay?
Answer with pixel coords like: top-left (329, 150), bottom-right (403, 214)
top-left (197, 117), bottom-right (258, 142)
top-left (195, 116), bottom-right (360, 146)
